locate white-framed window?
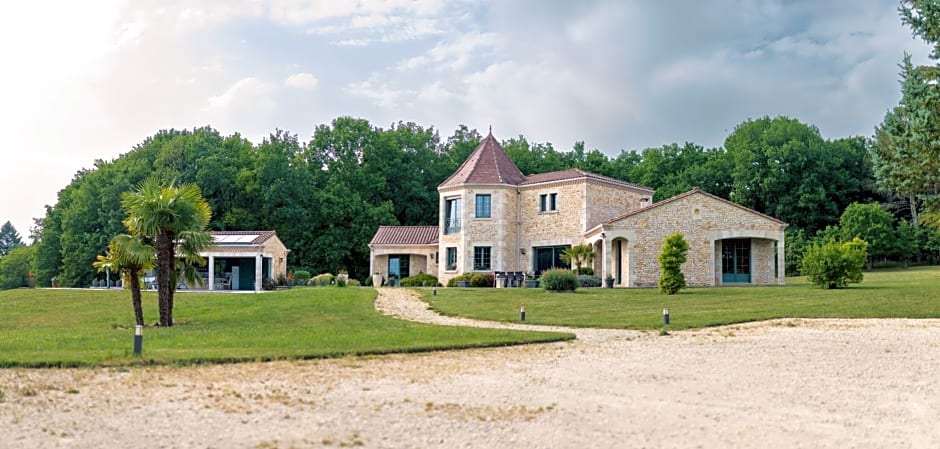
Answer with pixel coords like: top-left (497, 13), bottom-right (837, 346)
top-left (446, 247), bottom-right (457, 271)
top-left (473, 246), bottom-right (491, 270)
top-left (539, 193), bottom-right (558, 212)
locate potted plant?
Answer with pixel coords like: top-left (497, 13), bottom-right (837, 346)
top-left (337, 268), bottom-right (349, 284)
top-left (605, 274), bottom-right (614, 288)
top-left (372, 272), bottom-right (384, 288)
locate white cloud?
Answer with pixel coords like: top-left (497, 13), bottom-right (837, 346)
top-left (284, 72), bottom-right (319, 89)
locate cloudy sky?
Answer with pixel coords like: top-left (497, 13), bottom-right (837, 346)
top-left (0, 0), bottom-right (932, 239)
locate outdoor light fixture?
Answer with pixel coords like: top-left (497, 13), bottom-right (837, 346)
top-left (520, 305), bottom-right (526, 321)
top-left (433, 286), bottom-right (437, 296)
top-left (600, 232), bottom-right (606, 239)
top-left (663, 308), bottom-right (670, 325)
top-left (133, 325), bottom-right (143, 356)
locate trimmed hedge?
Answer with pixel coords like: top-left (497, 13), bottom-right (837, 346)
top-left (293, 270), bottom-right (312, 284)
top-left (310, 273), bottom-right (334, 286)
top-left (541, 269), bottom-right (578, 291)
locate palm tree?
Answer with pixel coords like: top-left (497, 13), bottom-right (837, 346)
top-left (560, 244), bottom-right (596, 275)
top-left (93, 234), bottom-right (154, 326)
top-left (121, 178), bottom-right (213, 327)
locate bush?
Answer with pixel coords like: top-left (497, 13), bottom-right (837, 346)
top-left (577, 267), bottom-right (594, 276)
top-left (577, 275), bottom-right (602, 287)
top-left (446, 272), bottom-right (494, 287)
top-left (336, 278), bottom-right (347, 287)
top-left (470, 272), bottom-right (494, 287)
top-left (276, 274), bottom-right (290, 287)
top-left (311, 273), bottom-right (334, 286)
top-left (541, 269), bottom-right (578, 291)
top-left (659, 232), bottom-right (689, 295)
top-left (400, 273), bottom-right (440, 287)
top-left (262, 278), bottom-right (276, 291)
top-left (447, 273), bottom-right (471, 287)
top-left (801, 237), bottom-right (868, 289)
top-left (293, 270), bottom-right (312, 284)
top-left (362, 276), bottom-right (373, 287)
top-left (347, 279), bottom-right (360, 287)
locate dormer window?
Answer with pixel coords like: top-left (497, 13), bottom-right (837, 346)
top-left (539, 193), bottom-right (558, 212)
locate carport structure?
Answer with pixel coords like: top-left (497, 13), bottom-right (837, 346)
top-left (203, 231), bottom-right (290, 291)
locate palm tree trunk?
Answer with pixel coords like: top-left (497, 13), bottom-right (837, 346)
top-left (129, 270), bottom-right (144, 326)
top-left (156, 232), bottom-right (173, 326)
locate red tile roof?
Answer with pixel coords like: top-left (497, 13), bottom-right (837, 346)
top-left (370, 226), bottom-right (439, 245)
top-left (604, 188), bottom-right (787, 225)
top-left (521, 168), bottom-right (653, 192)
top-left (439, 133), bottom-right (526, 187)
top-left (211, 230), bottom-right (278, 245)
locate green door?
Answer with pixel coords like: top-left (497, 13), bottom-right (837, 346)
top-left (721, 239), bottom-right (751, 283)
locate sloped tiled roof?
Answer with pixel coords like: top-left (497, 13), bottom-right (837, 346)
top-left (370, 226), bottom-right (440, 246)
top-left (604, 188), bottom-right (787, 225)
top-left (521, 168), bottom-right (653, 192)
top-left (211, 230), bottom-right (277, 245)
top-left (439, 133), bottom-right (526, 187)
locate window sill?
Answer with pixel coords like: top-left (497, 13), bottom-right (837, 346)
top-left (538, 210), bottom-right (559, 215)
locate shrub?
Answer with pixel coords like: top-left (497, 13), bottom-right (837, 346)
top-left (336, 278), bottom-right (347, 287)
top-left (541, 269), bottom-right (578, 291)
top-left (577, 275), bottom-right (602, 287)
top-left (577, 267), bottom-right (594, 276)
top-left (400, 273), bottom-right (440, 287)
top-left (801, 237), bottom-right (868, 289)
top-left (470, 272), bottom-right (494, 287)
top-left (659, 232), bottom-right (689, 295)
top-left (311, 273), bottom-right (334, 286)
top-left (447, 273), bottom-right (471, 287)
top-left (293, 270), bottom-right (312, 284)
top-left (262, 278), bottom-right (276, 291)
top-left (362, 276), bottom-right (373, 287)
top-left (446, 272), bottom-right (494, 287)
top-left (347, 279), bottom-right (360, 287)
top-left (276, 274), bottom-right (290, 287)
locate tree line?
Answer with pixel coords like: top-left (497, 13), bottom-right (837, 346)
top-left (0, 110), bottom-right (925, 291)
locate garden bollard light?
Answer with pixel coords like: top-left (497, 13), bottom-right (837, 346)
top-left (433, 286), bottom-right (437, 296)
top-left (520, 305), bottom-right (526, 321)
top-left (663, 307), bottom-right (670, 325)
top-left (133, 325), bottom-right (143, 356)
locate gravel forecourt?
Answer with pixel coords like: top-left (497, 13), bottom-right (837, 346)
top-left (2, 287), bottom-right (939, 448)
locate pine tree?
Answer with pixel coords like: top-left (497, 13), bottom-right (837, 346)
top-left (0, 221), bottom-right (23, 256)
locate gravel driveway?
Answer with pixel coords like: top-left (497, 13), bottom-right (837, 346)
top-left (2, 287), bottom-right (939, 448)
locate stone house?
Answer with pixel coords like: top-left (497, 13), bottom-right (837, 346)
top-left (368, 133), bottom-right (786, 287)
top-left (202, 231), bottom-right (290, 291)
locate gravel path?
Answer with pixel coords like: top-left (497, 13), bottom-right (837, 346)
top-left (2, 288), bottom-right (939, 448)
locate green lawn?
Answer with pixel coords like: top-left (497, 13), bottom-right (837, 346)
top-left (0, 287), bottom-right (572, 368)
top-left (422, 266), bottom-right (940, 330)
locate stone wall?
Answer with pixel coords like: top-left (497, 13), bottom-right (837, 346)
top-left (584, 181), bottom-right (649, 230)
top-left (518, 182), bottom-right (585, 272)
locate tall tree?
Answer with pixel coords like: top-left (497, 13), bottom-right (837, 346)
top-left (0, 245), bottom-right (36, 290)
top-left (93, 234), bottom-right (154, 326)
top-left (0, 221), bottom-right (23, 256)
top-left (839, 203), bottom-right (896, 269)
top-left (121, 178), bottom-right (212, 326)
top-left (725, 116), bottom-right (874, 232)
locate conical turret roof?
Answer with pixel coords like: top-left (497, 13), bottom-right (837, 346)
top-left (439, 132), bottom-right (525, 187)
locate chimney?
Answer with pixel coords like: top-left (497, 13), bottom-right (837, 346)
top-left (640, 197), bottom-right (650, 208)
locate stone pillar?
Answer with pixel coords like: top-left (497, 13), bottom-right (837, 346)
top-left (776, 232), bottom-right (786, 285)
top-left (255, 254), bottom-right (263, 291)
top-left (208, 256), bottom-right (215, 291)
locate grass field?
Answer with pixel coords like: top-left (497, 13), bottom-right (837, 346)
top-left (0, 287), bottom-right (572, 368)
top-left (422, 266), bottom-right (940, 330)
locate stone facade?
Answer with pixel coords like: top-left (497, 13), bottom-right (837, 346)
top-left (370, 133), bottom-right (786, 288)
top-left (601, 191), bottom-right (786, 287)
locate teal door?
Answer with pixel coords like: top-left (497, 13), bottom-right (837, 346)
top-left (388, 255), bottom-right (410, 279)
top-left (721, 239), bottom-right (751, 283)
